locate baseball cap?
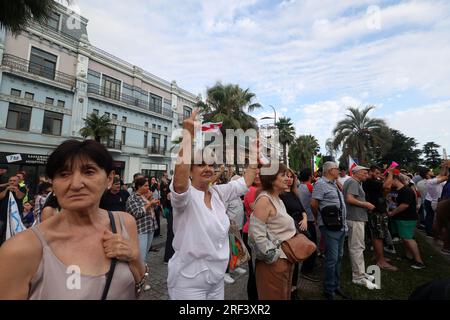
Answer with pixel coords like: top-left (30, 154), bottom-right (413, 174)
top-left (352, 165), bottom-right (370, 174)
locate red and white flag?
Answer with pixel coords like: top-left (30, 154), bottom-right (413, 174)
top-left (201, 122), bottom-right (223, 133)
top-left (348, 155), bottom-right (357, 176)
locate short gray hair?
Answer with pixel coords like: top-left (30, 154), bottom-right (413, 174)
top-left (323, 161), bottom-right (338, 173)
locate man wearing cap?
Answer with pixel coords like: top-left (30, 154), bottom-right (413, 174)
top-left (343, 165), bottom-right (378, 290)
top-left (311, 162), bottom-right (351, 300)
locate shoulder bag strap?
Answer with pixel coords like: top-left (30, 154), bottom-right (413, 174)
top-left (336, 184), bottom-right (344, 211)
top-left (101, 211), bottom-right (118, 300)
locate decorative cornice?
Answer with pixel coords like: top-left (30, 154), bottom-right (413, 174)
top-left (0, 93), bottom-right (72, 115)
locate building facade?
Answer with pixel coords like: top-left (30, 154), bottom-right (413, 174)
top-left (0, 2), bottom-right (198, 188)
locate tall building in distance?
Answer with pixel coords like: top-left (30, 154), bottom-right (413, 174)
top-left (0, 1), bottom-right (198, 187)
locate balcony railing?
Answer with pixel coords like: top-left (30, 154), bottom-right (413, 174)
top-left (1, 54), bottom-right (76, 87)
top-left (103, 139), bottom-right (122, 150)
top-left (148, 146), bottom-right (167, 155)
top-left (88, 83), bottom-right (173, 118)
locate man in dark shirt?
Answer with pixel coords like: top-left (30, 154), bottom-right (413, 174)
top-left (362, 165), bottom-right (398, 271)
top-left (0, 175), bottom-right (26, 245)
top-left (388, 174), bottom-right (425, 269)
top-left (99, 177), bottom-right (130, 212)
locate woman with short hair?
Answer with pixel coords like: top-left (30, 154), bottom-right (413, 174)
top-left (0, 140), bottom-right (146, 299)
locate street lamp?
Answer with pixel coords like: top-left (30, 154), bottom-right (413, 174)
top-left (260, 105), bottom-right (277, 126)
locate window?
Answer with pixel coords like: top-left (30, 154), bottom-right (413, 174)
top-left (93, 109), bottom-right (99, 115)
top-left (163, 136), bottom-right (168, 152)
top-left (10, 89), bottom-right (21, 97)
top-left (183, 106), bottom-right (192, 121)
top-left (112, 114), bottom-right (118, 120)
top-left (152, 133), bottom-right (160, 149)
top-left (25, 92), bottom-right (34, 100)
top-left (145, 122), bottom-right (149, 127)
top-left (121, 127), bottom-right (126, 145)
top-left (158, 125), bottom-right (161, 131)
top-left (149, 94), bottom-right (162, 113)
top-left (45, 97), bottom-right (54, 105)
top-left (6, 104), bottom-right (32, 131)
top-left (152, 124), bottom-right (156, 129)
top-left (122, 116), bottom-right (127, 122)
top-left (46, 12), bottom-right (60, 31)
top-left (104, 112), bottom-right (110, 118)
top-left (164, 126), bottom-right (168, 132)
top-left (57, 100), bottom-right (65, 108)
top-left (42, 111), bottom-right (63, 136)
top-left (102, 75), bottom-right (121, 100)
top-left (29, 47), bottom-right (57, 81)
top-left (144, 132), bottom-right (148, 148)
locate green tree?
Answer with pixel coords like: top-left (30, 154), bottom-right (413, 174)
top-left (197, 82), bottom-right (261, 171)
top-left (332, 106), bottom-right (390, 165)
top-left (276, 117), bottom-right (296, 164)
top-left (422, 142), bottom-right (441, 169)
top-left (80, 113), bottom-right (114, 142)
top-left (0, 0), bottom-right (62, 34)
top-left (374, 129), bottom-right (422, 172)
top-left (288, 135), bottom-right (320, 172)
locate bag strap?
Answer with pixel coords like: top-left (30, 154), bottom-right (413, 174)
top-left (101, 211), bottom-right (118, 300)
top-left (335, 184), bottom-right (343, 211)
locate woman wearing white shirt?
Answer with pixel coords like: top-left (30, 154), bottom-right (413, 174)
top-left (168, 109), bottom-right (258, 300)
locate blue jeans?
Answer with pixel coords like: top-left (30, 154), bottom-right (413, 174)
top-left (139, 231), bottom-right (155, 262)
top-left (320, 226), bottom-right (346, 295)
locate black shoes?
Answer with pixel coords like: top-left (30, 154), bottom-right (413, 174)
top-left (335, 288), bottom-right (352, 300)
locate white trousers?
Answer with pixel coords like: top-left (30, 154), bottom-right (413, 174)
top-left (347, 220), bottom-right (366, 281)
top-left (168, 271), bottom-right (225, 300)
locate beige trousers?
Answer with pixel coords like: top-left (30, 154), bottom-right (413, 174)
top-left (347, 220), bottom-right (366, 281)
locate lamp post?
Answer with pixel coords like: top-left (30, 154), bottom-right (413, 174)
top-left (260, 105), bottom-right (277, 127)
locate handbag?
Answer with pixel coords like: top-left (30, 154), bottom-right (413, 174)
top-left (320, 186), bottom-right (344, 231)
top-left (101, 211), bottom-right (118, 300)
top-left (228, 219), bottom-right (250, 269)
top-left (281, 233), bottom-right (316, 263)
top-left (210, 185), bottom-right (250, 269)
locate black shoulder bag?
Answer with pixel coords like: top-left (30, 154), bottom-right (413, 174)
top-left (320, 187), bottom-right (344, 231)
top-left (101, 211), bottom-right (118, 300)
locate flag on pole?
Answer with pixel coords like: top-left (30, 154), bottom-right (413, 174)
top-left (348, 156), bottom-right (357, 176)
top-left (314, 155), bottom-right (322, 172)
top-left (201, 122), bottom-right (223, 133)
top-left (6, 192), bottom-right (26, 240)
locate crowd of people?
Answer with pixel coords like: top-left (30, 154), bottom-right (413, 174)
top-left (0, 110), bottom-right (449, 300)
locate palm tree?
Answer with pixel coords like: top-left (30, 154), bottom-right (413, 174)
top-left (276, 117), bottom-right (296, 164)
top-left (197, 82), bottom-right (262, 171)
top-left (332, 106), bottom-right (390, 165)
top-left (289, 135), bottom-right (320, 172)
top-left (80, 113), bottom-right (114, 142)
top-left (0, 0), bottom-right (64, 34)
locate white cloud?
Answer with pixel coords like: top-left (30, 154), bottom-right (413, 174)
top-left (388, 100), bottom-right (450, 153)
top-left (72, 0), bottom-right (450, 155)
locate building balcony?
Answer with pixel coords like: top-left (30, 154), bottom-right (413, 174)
top-left (1, 54), bottom-right (76, 88)
top-left (102, 138), bottom-right (122, 151)
top-left (87, 83), bottom-right (174, 118)
top-left (148, 146), bottom-right (167, 156)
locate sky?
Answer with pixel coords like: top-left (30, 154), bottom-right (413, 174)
top-left (69, 0), bottom-right (450, 158)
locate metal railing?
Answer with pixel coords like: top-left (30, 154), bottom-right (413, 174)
top-left (103, 138), bottom-right (122, 150)
top-left (148, 146), bottom-right (167, 155)
top-left (87, 83), bottom-right (173, 118)
top-left (1, 54), bottom-right (76, 87)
